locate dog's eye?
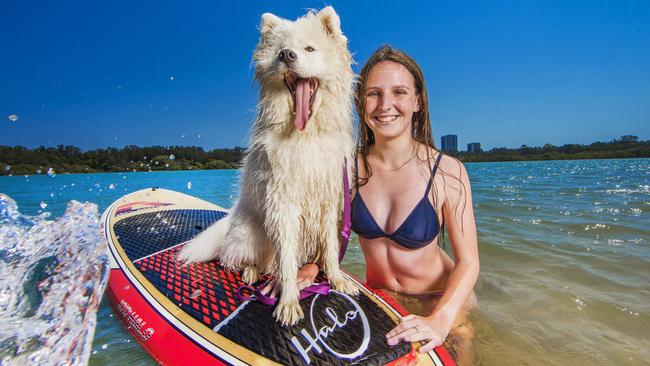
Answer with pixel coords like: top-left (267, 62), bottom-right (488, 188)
top-left (305, 46), bottom-right (316, 52)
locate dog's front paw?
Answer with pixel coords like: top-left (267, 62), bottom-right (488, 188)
top-left (241, 266), bottom-right (259, 284)
top-left (330, 276), bottom-right (359, 296)
top-left (273, 299), bottom-right (304, 326)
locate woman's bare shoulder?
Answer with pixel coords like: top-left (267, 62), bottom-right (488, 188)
top-left (427, 149), bottom-right (471, 197)
top-left (440, 154), bottom-right (467, 178)
top-left (423, 147), bottom-right (465, 178)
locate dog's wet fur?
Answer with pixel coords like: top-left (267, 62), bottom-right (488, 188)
top-left (178, 7), bottom-right (357, 325)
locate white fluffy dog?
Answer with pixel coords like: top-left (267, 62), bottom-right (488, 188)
top-left (178, 7), bottom-right (357, 325)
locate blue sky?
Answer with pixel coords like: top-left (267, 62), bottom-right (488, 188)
top-left (1, 0), bottom-right (649, 151)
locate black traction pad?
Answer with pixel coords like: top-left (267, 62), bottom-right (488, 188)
top-left (117, 209), bottom-right (412, 365)
top-left (114, 209), bottom-right (225, 261)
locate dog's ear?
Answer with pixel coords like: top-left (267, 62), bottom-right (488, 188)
top-left (316, 6), bottom-right (341, 36)
top-left (260, 13), bottom-right (282, 35)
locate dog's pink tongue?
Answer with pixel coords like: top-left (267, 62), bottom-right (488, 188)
top-left (294, 78), bottom-right (310, 131)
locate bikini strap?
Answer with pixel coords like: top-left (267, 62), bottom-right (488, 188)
top-left (425, 152), bottom-right (443, 194)
top-left (354, 152), bottom-right (359, 188)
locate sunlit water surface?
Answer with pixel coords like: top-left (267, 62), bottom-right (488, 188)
top-left (0, 159), bottom-right (647, 365)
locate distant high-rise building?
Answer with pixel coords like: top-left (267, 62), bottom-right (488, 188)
top-left (441, 134), bottom-right (458, 152)
top-left (467, 142), bottom-right (481, 153)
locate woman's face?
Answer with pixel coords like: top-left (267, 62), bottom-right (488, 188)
top-left (364, 61), bottom-right (420, 142)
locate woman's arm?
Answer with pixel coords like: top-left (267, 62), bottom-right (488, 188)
top-left (387, 159), bottom-right (480, 352)
top-left (430, 160), bottom-right (479, 323)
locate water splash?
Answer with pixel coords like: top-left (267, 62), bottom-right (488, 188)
top-left (0, 194), bottom-right (109, 365)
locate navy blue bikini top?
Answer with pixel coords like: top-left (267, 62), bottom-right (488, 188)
top-left (351, 153), bottom-right (442, 249)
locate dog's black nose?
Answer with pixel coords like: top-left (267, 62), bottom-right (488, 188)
top-left (279, 49), bottom-right (297, 64)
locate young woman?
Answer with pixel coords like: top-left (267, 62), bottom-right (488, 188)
top-left (264, 45), bottom-right (479, 363)
top-left (351, 45), bottom-right (479, 362)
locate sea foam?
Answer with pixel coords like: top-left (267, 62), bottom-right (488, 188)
top-left (0, 194), bottom-right (109, 365)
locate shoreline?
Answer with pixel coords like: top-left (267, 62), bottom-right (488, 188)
top-left (2, 139), bottom-right (647, 176)
top-left (1, 156), bottom-right (649, 177)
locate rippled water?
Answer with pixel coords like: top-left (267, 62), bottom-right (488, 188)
top-left (0, 159), bottom-right (648, 365)
top-left (469, 159), bottom-right (649, 365)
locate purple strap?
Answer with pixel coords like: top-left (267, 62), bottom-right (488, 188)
top-left (236, 282), bottom-right (330, 305)
top-left (339, 159), bottom-right (351, 263)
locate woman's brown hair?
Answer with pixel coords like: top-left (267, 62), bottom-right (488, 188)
top-left (354, 45), bottom-right (437, 186)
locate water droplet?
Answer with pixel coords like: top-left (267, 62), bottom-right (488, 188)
top-left (7, 114), bottom-right (18, 122)
top-left (109, 184), bottom-right (116, 190)
top-left (101, 344), bottom-right (108, 350)
top-left (187, 181), bottom-right (192, 190)
top-left (40, 201), bottom-right (47, 209)
top-left (170, 76), bottom-right (175, 81)
top-left (169, 154), bottom-right (175, 160)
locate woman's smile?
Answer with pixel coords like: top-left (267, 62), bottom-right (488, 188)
top-left (374, 114), bottom-right (400, 123)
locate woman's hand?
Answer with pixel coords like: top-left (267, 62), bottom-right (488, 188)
top-left (259, 262), bottom-right (320, 298)
top-left (386, 312), bottom-right (454, 353)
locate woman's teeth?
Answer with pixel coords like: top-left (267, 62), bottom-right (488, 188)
top-left (375, 115), bottom-right (398, 122)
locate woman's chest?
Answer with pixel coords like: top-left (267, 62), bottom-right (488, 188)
top-left (360, 170), bottom-right (441, 232)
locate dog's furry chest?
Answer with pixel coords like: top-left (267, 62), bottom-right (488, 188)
top-left (265, 135), bottom-right (344, 197)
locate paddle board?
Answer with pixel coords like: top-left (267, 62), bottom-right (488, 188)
top-left (101, 188), bottom-right (455, 365)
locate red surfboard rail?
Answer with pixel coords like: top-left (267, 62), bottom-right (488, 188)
top-left (106, 269), bottom-right (223, 365)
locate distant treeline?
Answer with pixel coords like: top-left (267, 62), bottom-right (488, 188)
top-left (1, 139), bottom-right (648, 176)
top-left (451, 138), bottom-right (650, 162)
top-left (0, 145), bottom-right (244, 175)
